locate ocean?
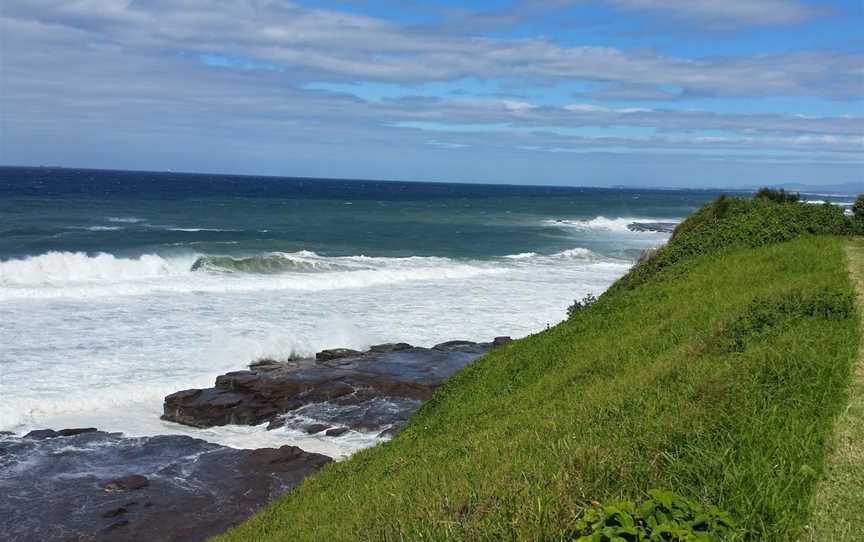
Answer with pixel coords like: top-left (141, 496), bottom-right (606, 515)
top-left (0, 167), bottom-right (734, 456)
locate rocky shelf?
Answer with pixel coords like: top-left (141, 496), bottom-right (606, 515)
top-left (0, 429), bottom-right (330, 542)
top-left (163, 338), bottom-right (510, 437)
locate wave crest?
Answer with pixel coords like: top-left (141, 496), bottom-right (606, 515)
top-left (545, 216), bottom-right (676, 233)
top-left (0, 251), bottom-right (189, 286)
top-left (191, 252), bottom-right (349, 274)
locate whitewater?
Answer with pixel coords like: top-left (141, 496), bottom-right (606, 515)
top-left (0, 246), bottom-right (644, 455)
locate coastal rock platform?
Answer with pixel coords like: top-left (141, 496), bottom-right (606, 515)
top-left (163, 340), bottom-right (496, 436)
top-left (0, 430), bottom-right (330, 542)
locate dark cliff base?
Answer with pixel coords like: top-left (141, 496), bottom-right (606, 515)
top-left (0, 430), bottom-right (330, 542)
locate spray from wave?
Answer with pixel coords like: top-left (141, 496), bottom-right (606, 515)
top-left (545, 216), bottom-right (677, 233)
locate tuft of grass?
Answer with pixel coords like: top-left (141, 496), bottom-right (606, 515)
top-left (215, 201), bottom-right (860, 541)
top-left (800, 239), bottom-right (864, 541)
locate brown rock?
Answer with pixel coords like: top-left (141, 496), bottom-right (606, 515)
top-left (492, 336), bottom-right (513, 348)
top-left (315, 348), bottom-right (361, 361)
top-left (325, 427), bottom-right (349, 437)
top-left (304, 424), bottom-right (329, 434)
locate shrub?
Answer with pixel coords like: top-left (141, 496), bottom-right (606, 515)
top-left (567, 293), bottom-right (597, 319)
top-left (569, 489), bottom-right (740, 541)
top-left (754, 187), bottom-right (800, 203)
top-left (854, 194), bottom-right (864, 234)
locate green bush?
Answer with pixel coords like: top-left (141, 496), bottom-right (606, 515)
top-left (854, 195), bottom-right (864, 218)
top-left (569, 490), bottom-right (740, 541)
top-left (567, 293), bottom-right (598, 319)
top-left (754, 187), bottom-right (800, 203)
top-left (854, 194), bottom-right (864, 234)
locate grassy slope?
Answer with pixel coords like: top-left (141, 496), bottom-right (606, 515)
top-left (802, 239), bottom-right (864, 541)
top-left (217, 202), bottom-right (860, 542)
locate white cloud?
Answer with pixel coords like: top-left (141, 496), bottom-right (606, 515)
top-left (609, 0), bottom-right (818, 26)
top-left (0, 0), bottom-right (861, 177)
top-left (1, 1), bottom-right (860, 97)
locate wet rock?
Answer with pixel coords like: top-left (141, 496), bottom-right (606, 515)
top-left (432, 340), bottom-right (479, 351)
top-left (627, 221), bottom-right (677, 234)
top-left (24, 428), bottom-right (98, 440)
top-left (368, 342), bottom-right (413, 353)
top-left (266, 417), bottom-right (286, 430)
top-left (0, 431), bottom-right (331, 542)
top-left (162, 387), bottom-right (277, 428)
top-left (163, 340), bottom-right (492, 435)
top-left (315, 348), bottom-right (361, 361)
top-left (248, 358), bottom-right (287, 372)
top-left (492, 336), bottom-right (513, 348)
top-left (325, 427), bottom-right (349, 437)
top-left (101, 475), bottom-right (149, 492)
top-left (102, 519), bottom-right (130, 532)
top-left (101, 507), bottom-right (128, 518)
top-left (23, 429), bottom-right (59, 440)
top-left (304, 423), bottom-right (329, 434)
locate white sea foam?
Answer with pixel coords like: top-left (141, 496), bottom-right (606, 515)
top-left (0, 251), bottom-right (508, 301)
top-left (545, 216), bottom-right (675, 233)
top-left (0, 235), bottom-right (656, 455)
top-left (107, 216), bottom-right (145, 223)
top-left (552, 247), bottom-right (595, 259)
top-left (71, 226), bottom-right (124, 232)
top-left (167, 227), bottom-right (239, 232)
top-left (0, 251), bottom-right (192, 287)
top-left (804, 199), bottom-right (855, 206)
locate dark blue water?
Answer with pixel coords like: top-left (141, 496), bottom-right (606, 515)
top-left (0, 166), bottom-right (724, 260)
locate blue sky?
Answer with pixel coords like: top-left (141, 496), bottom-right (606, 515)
top-left (1, 0), bottom-right (862, 188)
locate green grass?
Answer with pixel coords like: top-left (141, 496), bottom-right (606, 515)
top-left (216, 199), bottom-right (861, 542)
top-left (801, 239), bottom-right (864, 541)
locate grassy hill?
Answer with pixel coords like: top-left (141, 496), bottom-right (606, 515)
top-left (216, 196), bottom-right (862, 541)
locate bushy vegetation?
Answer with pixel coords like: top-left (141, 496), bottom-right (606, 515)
top-left (754, 187), bottom-right (800, 203)
top-left (616, 193), bottom-right (854, 291)
top-left (216, 197), bottom-right (861, 542)
top-left (854, 194), bottom-right (864, 234)
top-left (567, 293), bottom-right (597, 319)
top-left (569, 490), bottom-right (739, 541)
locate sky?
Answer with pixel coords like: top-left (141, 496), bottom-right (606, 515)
top-left (1, 0), bottom-right (863, 188)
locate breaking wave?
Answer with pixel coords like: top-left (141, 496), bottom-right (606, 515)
top-left (191, 251), bottom-right (351, 274)
top-left (0, 246), bottom-right (631, 302)
top-left (0, 251), bottom-right (190, 286)
top-left (545, 216), bottom-right (676, 233)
